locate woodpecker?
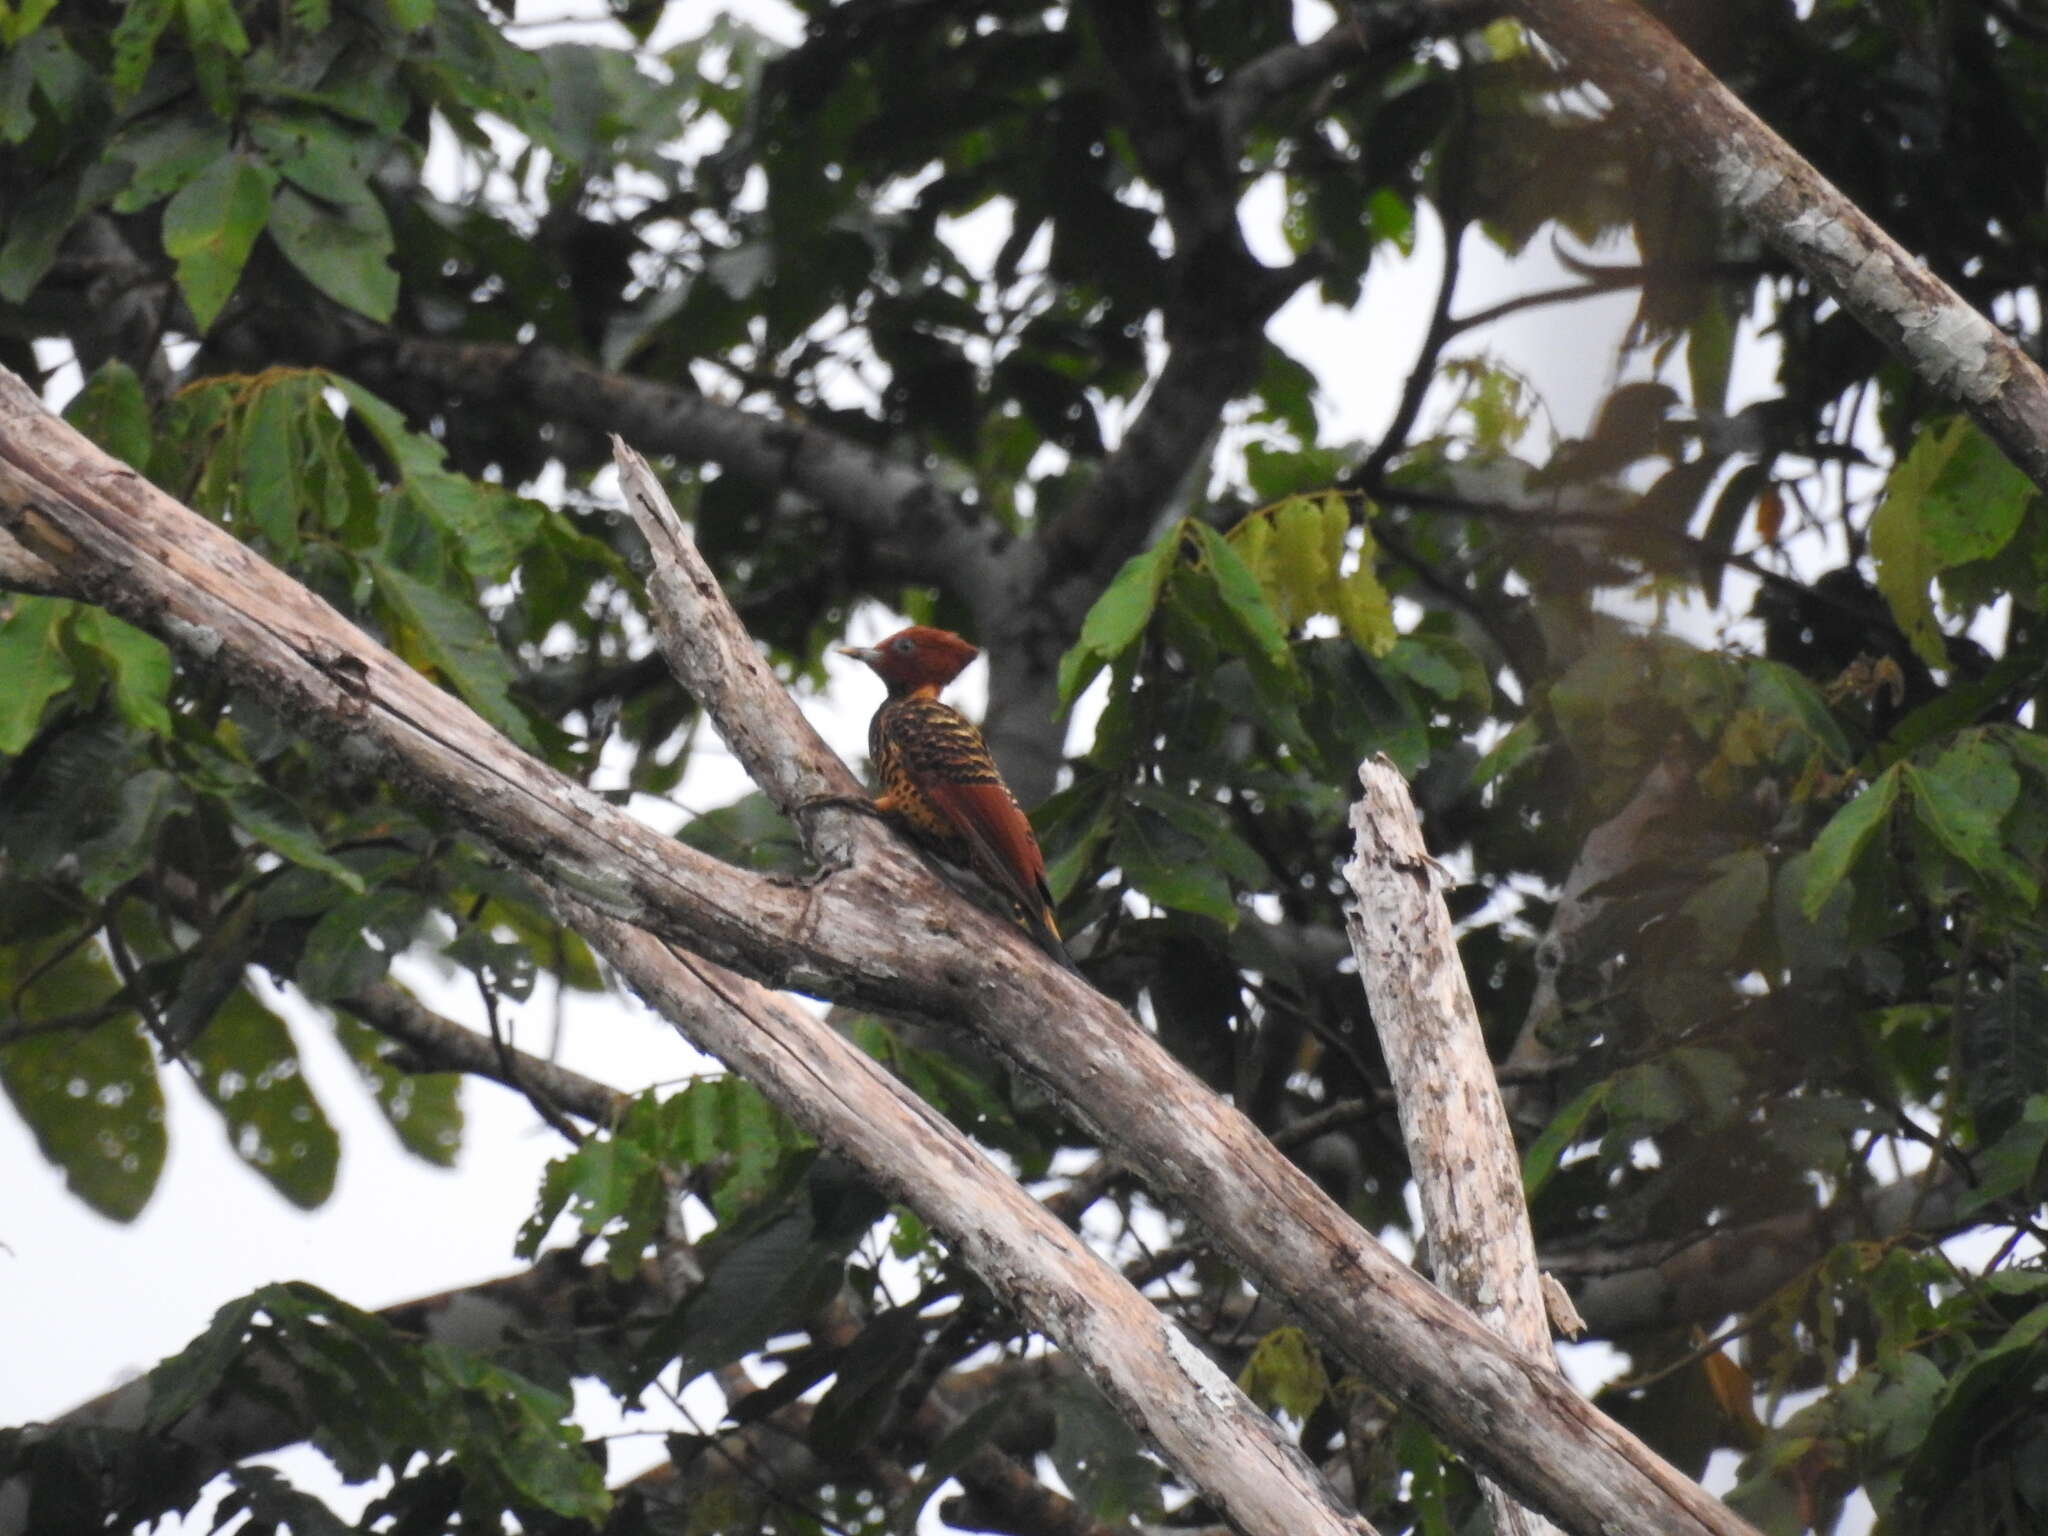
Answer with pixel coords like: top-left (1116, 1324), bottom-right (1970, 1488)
top-left (838, 626), bottom-right (1074, 969)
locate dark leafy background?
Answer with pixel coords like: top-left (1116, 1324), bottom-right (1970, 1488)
top-left (6, 0), bottom-right (2048, 1531)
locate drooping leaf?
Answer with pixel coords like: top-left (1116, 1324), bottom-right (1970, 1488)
top-left (1238, 1325), bottom-right (1330, 1421)
top-left (1523, 1080), bottom-right (1610, 1199)
top-left (1905, 733), bottom-right (2033, 901)
top-left (0, 932), bottom-right (166, 1222)
top-left (267, 182), bottom-right (397, 321)
top-left (1871, 418), bottom-right (2032, 668)
top-left (160, 153), bottom-right (275, 331)
top-left (70, 609), bottom-right (173, 738)
top-left (334, 1014), bottom-right (464, 1167)
top-left (1803, 767), bottom-right (1902, 920)
top-left (367, 559), bottom-right (539, 752)
top-left (0, 595), bottom-right (75, 753)
top-left (1057, 527), bottom-right (1179, 708)
top-left (188, 986), bottom-right (339, 1209)
top-left (64, 358), bottom-right (153, 469)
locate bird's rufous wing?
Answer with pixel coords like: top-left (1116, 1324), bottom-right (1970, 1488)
top-left (918, 778), bottom-right (1054, 919)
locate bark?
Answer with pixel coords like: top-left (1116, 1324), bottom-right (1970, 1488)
top-left (1508, 0), bottom-right (2048, 495)
top-left (0, 367), bottom-right (1756, 1536)
top-left (0, 526), bottom-right (68, 597)
top-left (550, 900), bottom-right (1375, 1536)
top-left (1344, 758), bottom-right (1561, 1536)
top-left (337, 977), bottom-right (630, 1128)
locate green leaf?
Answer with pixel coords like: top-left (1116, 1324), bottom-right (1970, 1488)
top-left (247, 111), bottom-right (377, 208)
top-left (1474, 718), bottom-right (1540, 788)
top-left (1057, 527), bottom-right (1178, 708)
top-left (1337, 526), bottom-right (1397, 657)
top-left (1872, 417), bottom-right (2032, 667)
top-left (64, 359), bottom-right (153, 469)
top-left (70, 610), bottom-right (173, 737)
top-left (0, 933), bottom-right (166, 1222)
top-left (109, 0), bottom-right (177, 101)
top-left (1913, 420), bottom-right (2033, 568)
top-left (1680, 849), bottom-right (1770, 972)
top-left (1746, 660), bottom-right (1854, 769)
top-left (367, 559), bottom-right (538, 751)
top-left (1264, 495), bottom-right (1329, 627)
top-left (335, 1014), bottom-right (464, 1166)
top-left (146, 1294), bottom-right (265, 1429)
top-left (892, 1396), bottom-right (1013, 1535)
top-left (235, 371), bottom-right (317, 557)
top-left (1802, 767), bottom-right (1902, 920)
top-left (0, 176), bottom-right (84, 302)
top-left (268, 182), bottom-right (397, 321)
top-left (189, 987), bottom-right (339, 1209)
top-left (1237, 1326), bottom-right (1329, 1421)
top-left (177, 0), bottom-right (251, 57)
top-left (1047, 1377), bottom-right (1159, 1523)
top-left (0, 595), bottom-right (75, 753)
top-left (109, 111), bottom-right (233, 213)
top-left (331, 378), bottom-right (539, 582)
top-left (1191, 519), bottom-right (1289, 669)
top-left (1111, 803), bottom-right (1238, 924)
top-left (1905, 733), bottom-right (2033, 900)
top-left (1522, 1079), bottom-right (1610, 1198)
top-left (428, 1349), bottom-right (609, 1519)
top-left (1688, 290), bottom-right (1735, 416)
top-left (0, 0), bottom-right (58, 46)
top-left (160, 153), bottom-right (275, 332)
top-left (808, 1308), bottom-right (923, 1457)
top-left (211, 781), bottom-right (366, 893)
top-left (75, 769), bottom-right (182, 902)
top-left (294, 886), bottom-right (429, 1001)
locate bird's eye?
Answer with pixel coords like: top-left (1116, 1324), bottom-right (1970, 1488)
top-left (893, 637), bottom-right (915, 654)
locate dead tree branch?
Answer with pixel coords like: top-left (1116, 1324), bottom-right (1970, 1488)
top-left (1508, 0), bottom-right (2048, 493)
top-left (1344, 757), bottom-right (1562, 1536)
top-left (0, 365), bottom-right (1756, 1536)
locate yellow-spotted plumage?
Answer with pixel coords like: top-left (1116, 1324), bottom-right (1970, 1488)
top-left (840, 627), bottom-right (1073, 969)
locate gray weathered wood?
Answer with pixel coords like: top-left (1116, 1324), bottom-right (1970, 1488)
top-left (0, 368), bottom-right (1757, 1536)
top-left (1345, 757), bottom-right (1562, 1536)
top-left (1510, 0), bottom-right (2048, 496)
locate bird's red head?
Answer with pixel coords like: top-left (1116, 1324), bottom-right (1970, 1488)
top-left (839, 625), bottom-right (979, 694)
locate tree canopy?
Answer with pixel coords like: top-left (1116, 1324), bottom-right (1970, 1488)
top-left (6, 1), bottom-right (2048, 1532)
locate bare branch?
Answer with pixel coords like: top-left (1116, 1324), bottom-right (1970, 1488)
top-left (1564, 1166), bottom-right (1972, 1337)
top-left (1345, 757), bottom-right (1561, 1536)
top-left (1508, 0), bottom-right (2048, 493)
top-left (337, 978), bottom-right (630, 1128)
top-left (0, 365), bottom-right (1757, 1536)
top-left (0, 525), bottom-right (72, 597)
top-left (552, 900), bottom-right (1376, 1536)
top-left (1212, 1), bottom-right (1507, 147)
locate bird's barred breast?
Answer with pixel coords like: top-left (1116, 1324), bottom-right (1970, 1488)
top-left (871, 696), bottom-right (1013, 850)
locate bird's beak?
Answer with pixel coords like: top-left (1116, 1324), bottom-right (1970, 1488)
top-left (837, 644), bottom-right (881, 664)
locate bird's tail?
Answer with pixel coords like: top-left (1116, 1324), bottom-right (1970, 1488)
top-left (1024, 899), bottom-right (1080, 974)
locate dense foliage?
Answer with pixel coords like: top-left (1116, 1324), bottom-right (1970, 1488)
top-left (6, 0), bottom-right (2048, 1531)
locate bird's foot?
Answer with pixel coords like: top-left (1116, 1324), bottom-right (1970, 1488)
top-left (791, 792), bottom-right (885, 884)
top-left (794, 792), bottom-right (885, 821)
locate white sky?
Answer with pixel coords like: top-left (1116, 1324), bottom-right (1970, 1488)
top-left (2, 0), bottom-right (1879, 1529)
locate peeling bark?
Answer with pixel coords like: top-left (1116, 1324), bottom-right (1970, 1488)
top-left (1344, 758), bottom-right (1562, 1536)
top-left (0, 369), bottom-right (1757, 1536)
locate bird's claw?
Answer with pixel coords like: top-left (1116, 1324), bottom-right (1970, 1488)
top-left (796, 792), bottom-right (885, 821)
